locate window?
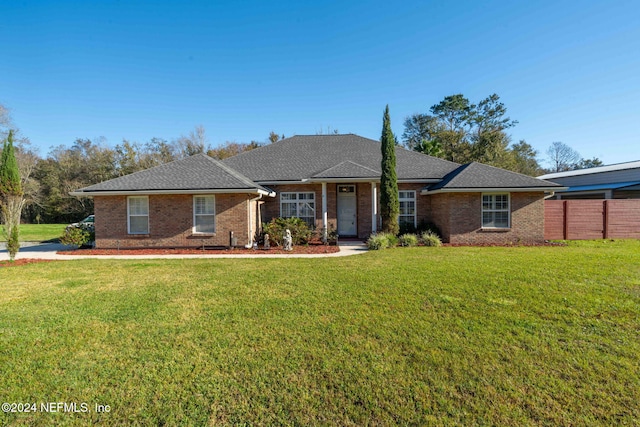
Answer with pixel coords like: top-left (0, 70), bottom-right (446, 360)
top-left (399, 190), bottom-right (416, 229)
top-left (280, 192), bottom-right (316, 227)
top-left (193, 195), bottom-right (215, 234)
top-left (482, 193), bottom-right (510, 228)
top-left (128, 196), bottom-right (149, 234)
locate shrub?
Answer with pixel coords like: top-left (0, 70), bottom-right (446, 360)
top-left (6, 226), bottom-right (20, 260)
top-left (60, 227), bottom-right (94, 248)
top-left (367, 232), bottom-right (400, 250)
top-left (399, 233), bottom-right (419, 247)
top-left (386, 233), bottom-right (399, 247)
top-left (420, 230), bottom-right (442, 247)
top-left (262, 217), bottom-right (313, 246)
top-left (314, 226), bottom-right (338, 245)
top-left (367, 233), bottom-right (389, 250)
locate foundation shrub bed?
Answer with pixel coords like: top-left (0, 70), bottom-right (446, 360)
top-left (261, 217), bottom-right (313, 246)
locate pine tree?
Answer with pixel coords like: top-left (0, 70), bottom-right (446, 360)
top-left (0, 130), bottom-right (24, 260)
top-left (380, 105), bottom-right (399, 235)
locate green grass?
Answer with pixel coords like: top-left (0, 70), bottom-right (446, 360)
top-left (1, 241), bottom-right (639, 425)
top-left (0, 224), bottom-right (67, 242)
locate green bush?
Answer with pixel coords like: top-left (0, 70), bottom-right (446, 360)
top-left (6, 226), bottom-right (20, 260)
top-left (420, 230), bottom-right (442, 247)
top-left (386, 233), bottom-right (399, 247)
top-left (262, 217), bottom-right (313, 246)
top-left (399, 233), bottom-right (419, 247)
top-left (60, 227), bottom-right (94, 248)
top-left (367, 233), bottom-right (389, 250)
top-left (367, 232), bottom-right (400, 250)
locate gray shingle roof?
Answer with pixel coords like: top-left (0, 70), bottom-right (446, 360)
top-left (311, 161), bottom-right (380, 179)
top-left (221, 134), bottom-right (460, 181)
top-left (426, 162), bottom-right (562, 191)
top-left (73, 153), bottom-right (269, 194)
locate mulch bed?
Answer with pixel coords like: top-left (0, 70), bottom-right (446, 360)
top-left (0, 259), bottom-right (56, 268)
top-left (58, 244), bottom-right (341, 256)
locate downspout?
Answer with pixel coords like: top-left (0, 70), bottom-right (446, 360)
top-left (245, 194), bottom-right (263, 248)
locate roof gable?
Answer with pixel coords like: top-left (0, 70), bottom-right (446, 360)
top-left (222, 134), bottom-right (460, 182)
top-left (311, 161), bottom-right (380, 179)
top-left (73, 153), bottom-right (269, 194)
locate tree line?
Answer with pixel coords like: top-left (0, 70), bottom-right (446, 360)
top-left (1, 96), bottom-right (602, 224)
top-left (402, 93), bottom-right (601, 175)
top-left (0, 106), bottom-right (277, 223)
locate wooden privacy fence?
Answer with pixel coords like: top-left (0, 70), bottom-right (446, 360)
top-left (545, 199), bottom-right (640, 240)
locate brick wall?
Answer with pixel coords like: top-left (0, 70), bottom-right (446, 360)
top-left (429, 192), bottom-right (545, 244)
top-left (429, 193), bottom-right (451, 241)
top-left (356, 183), bottom-right (373, 237)
top-left (94, 194), bottom-right (252, 248)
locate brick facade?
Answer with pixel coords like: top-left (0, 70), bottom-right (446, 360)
top-left (259, 182), bottom-right (434, 239)
top-left (93, 188), bottom-right (546, 247)
top-left (94, 194), bottom-right (254, 249)
top-left (428, 192), bottom-right (545, 244)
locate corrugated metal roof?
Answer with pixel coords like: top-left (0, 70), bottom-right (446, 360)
top-left (538, 160), bottom-right (640, 180)
top-left (563, 181), bottom-right (640, 192)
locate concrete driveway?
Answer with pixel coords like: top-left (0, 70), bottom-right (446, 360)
top-left (1, 241), bottom-right (368, 260)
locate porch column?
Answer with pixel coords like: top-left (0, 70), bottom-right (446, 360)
top-left (371, 182), bottom-right (377, 233)
top-left (322, 182), bottom-right (328, 242)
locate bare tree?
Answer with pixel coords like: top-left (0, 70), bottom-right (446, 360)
top-left (0, 103), bottom-right (12, 129)
top-left (176, 125), bottom-right (210, 157)
top-left (546, 141), bottom-right (581, 172)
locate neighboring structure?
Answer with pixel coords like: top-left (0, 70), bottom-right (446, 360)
top-left (539, 160), bottom-right (640, 199)
top-left (71, 134), bottom-right (560, 247)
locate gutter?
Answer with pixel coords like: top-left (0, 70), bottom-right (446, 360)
top-left (420, 186), bottom-right (567, 195)
top-left (69, 188), bottom-right (276, 197)
top-left (245, 194), bottom-right (263, 248)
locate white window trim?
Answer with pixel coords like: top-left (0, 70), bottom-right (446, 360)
top-left (127, 196), bottom-right (149, 234)
top-left (398, 190), bottom-right (417, 229)
top-left (192, 195), bottom-right (216, 235)
top-left (481, 192), bottom-right (511, 229)
top-left (280, 192), bottom-right (316, 227)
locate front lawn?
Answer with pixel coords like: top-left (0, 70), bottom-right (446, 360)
top-left (0, 241), bottom-right (638, 425)
top-left (0, 223), bottom-right (67, 242)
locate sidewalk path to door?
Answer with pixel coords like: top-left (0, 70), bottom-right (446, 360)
top-left (0, 241), bottom-right (368, 261)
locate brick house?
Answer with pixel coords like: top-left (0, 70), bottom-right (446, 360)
top-left (71, 134), bottom-right (561, 247)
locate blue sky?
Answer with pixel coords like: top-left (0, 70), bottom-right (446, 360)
top-left (1, 0), bottom-right (639, 167)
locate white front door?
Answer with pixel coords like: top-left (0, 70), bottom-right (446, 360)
top-left (337, 185), bottom-right (357, 236)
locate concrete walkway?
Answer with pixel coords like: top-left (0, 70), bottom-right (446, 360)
top-left (0, 241), bottom-right (368, 261)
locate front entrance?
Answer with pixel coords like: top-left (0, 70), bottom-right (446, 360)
top-left (337, 185), bottom-right (357, 236)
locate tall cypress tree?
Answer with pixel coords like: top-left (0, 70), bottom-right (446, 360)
top-left (0, 131), bottom-right (22, 196)
top-left (380, 105), bottom-right (399, 235)
top-left (0, 130), bottom-right (24, 260)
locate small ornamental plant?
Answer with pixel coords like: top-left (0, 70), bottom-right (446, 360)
top-left (399, 233), bottom-right (419, 247)
top-left (60, 227), bottom-right (94, 248)
top-left (420, 230), bottom-right (443, 247)
top-left (367, 232), bottom-right (397, 250)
